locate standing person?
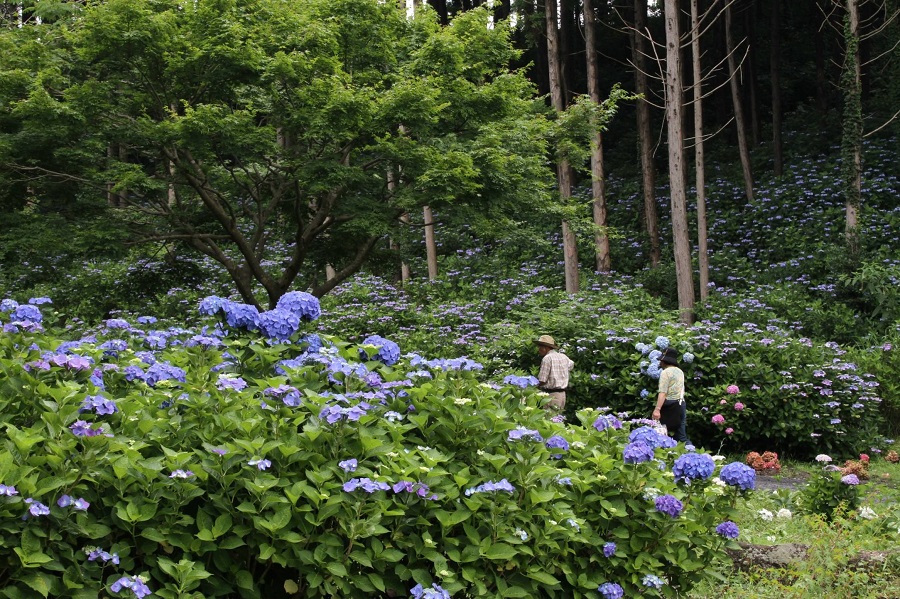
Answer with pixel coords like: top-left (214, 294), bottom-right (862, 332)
top-left (652, 347), bottom-right (689, 443)
top-left (535, 335), bottom-right (574, 412)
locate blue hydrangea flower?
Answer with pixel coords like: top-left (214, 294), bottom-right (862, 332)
top-left (198, 295), bottom-right (228, 316)
top-left (598, 582), bottom-right (624, 599)
top-left (301, 333), bottom-right (324, 353)
top-left (339, 459), bottom-right (358, 472)
top-left (593, 414), bottom-right (623, 432)
top-left (646, 362), bottom-right (661, 379)
top-left (719, 462), bottom-right (756, 490)
top-left (216, 375), bottom-right (248, 392)
top-left (104, 318), bottom-right (130, 330)
top-left (80, 395), bottom-right (118, 415)
top-left (623, 441), bottom-right (655, 464)
top-left (264, 384), bottom-right (301, 407)
top-left (464, 479), bottom-right (515, 496)
top-left (110, 575), bottom-right (152, 598)
top-left (654, 336), bottom-right (670, 349)
top-left (503, 374), bottom-right (539, 388)
top-left (642, 574), bottom-right (665, 590)
top-left (682, 352), bottom-right (695, 364)
top-left (136, 315), bottom-right (156, 324)
top-left (629, 426), bottom-right (672, 449)
top-left (221, 301), bottom-right (259, 330)
top-left (603, 542), bottom-right (616, 557)
top-left (545, 435), bottom-right (569, 453)
top-left (508, 427), bottom-right (543, 442)
top-left (410, 582), bottom-right (451, 599)
top-left (715, 521), bottom-right (740, 539)
top-left (13, 304), bottom-right (42, 323)
top-left (87, 548), bottom-right (120, 565)
top-left (24, 498), bottom-right (50, 517)
top-left (672, 453), bottom-right (716, 483)
top-left (0, 299), bottom-right (18, 312)
top-left (169, 470), bottom-right (195, 479)
top-left (360, 335), bottom-right (401, 366)
top-left (343, 478), bottom-right (390, 493)
top-left (648, 349), bottom-right (662, 362)
top-left (248, 458), bottom-right (271, 471)
top-left (635, 342), bottom-right (650, 354)
top-left (144, 362), bottom-right (186, 387)
top-left (0, 484), bottom-right (18, 496)
top-left (258, 308), bottom-right (301, 341)
top-left (654, 494), bottom-right (684, 518)
top-left (276, 291), bottom-right (321, 321)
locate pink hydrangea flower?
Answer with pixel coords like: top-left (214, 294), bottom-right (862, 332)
top-left (725, 428), bottom-right (734, 435)
top-left (711, 414), bottom-right (725, 425)
top-left (726, 385), bottom-right (740, 395)
top-left (719, 399), bottom-right (728, 405)
top-left (734, 402), bottom-right (745, 411)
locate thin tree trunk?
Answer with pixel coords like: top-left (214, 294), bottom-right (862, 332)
top-left (770, 0), bottom-right (783, 177)
top-left (423, 205), bottom-right (438, 280)
top-left (745, 2), bottom-right (760, 147)
top-left (691, 0), bottom-right (709, 301)
top-left (664, 0), bottom-right (695, 324)
top-left (584, 0), bottom-right (610, 273)
top-left (547, 0), bottom-right (580, 293)
top-left (815, 0), bottom-right (829, 116)
top-left (726, 3), bottom-right (754, 202)
top-left (633, 0), bottom-right (660, 267)
top-left (842, 0), bottom-right (862, 254)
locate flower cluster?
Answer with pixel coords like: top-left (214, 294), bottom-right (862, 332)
top-left (719, 462), bottom-right (756, 491)
top-left (70, 420), bottom-right (106, 438)
top-left (502, 374), bottom-right (538, 388)
top-left (410, 583), bottom-right (451, 599)
top-left (359, 335), bottom-right (401, 366)
top-left (264, 384), bottom-right (302, 407)
top-left (169, 470), bottom-right (195, 479)
top-left (672, 453), bottom-right (716, 483)
top-left (24, 498), bottom-right (50, 517)
top-left (602, 542), bottom-right (616, 557)
top-left (87, 547), bottom-right (120, 564)
top-left (80, 395), bottom-right (118, 415)
top-left (654, 494), bottom-right (684, 518)
top-left (545, 435), bottom-right (569, 457)
top-left (464, 479), bottom-right (515, 496)
top-left (110, 575), bottom-right (152, 598)
top-left (338, 459), bottom-right (358, 472)
top-left (623, 442), bottom-right (655, 465)
top-left (276, 291), bottom-right (321, 321)
top-left (343, 478), bottom-right (390, 493)
top-left (597, 582), bottom-right (624, 599)
top-left (628, 426), bottom-right (676, 449)
top-left (508, 427), bottom-right (543, 442)
top-left (319, 403), bottom-right (372, 424)
top-left (57, 495), bottom-right (90, 510)
top-left (257, 308), bottom-right (301, 341)
top-left (392, 481), bottom-right (438, 500)
top-left (745, 451), bottom-right (781, 473)
top-left (642, 574), bottom-right (665, 590)
top-left (592, 414), bottom-right (622, 432)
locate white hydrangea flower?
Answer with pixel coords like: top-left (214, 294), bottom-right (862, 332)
top-left (814, 454), bottom-right (833, 463)
top-left (858, 506), bottom-right (877, 520)
top-left (776, 508), bottom-right (792, 519)
top-left (758, 509), bottom-right (774, 521)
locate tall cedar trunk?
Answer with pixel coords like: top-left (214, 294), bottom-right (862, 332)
top-left (770, 0), bottom-right (783, 176)
top-left (745, 2), bottom-right (760, 147)
top-left (429, 0), bottom-right (448, 25)
top-left (726, 4), bottom-right (754, 202)
top-left (584, 0), bottom-right (611, 273)
top-left (814, 0), bottom-right (829, 116)
top-left (843, 0), bottom-right (861, 253)
top-left (423, 205), bottom-right (439, 280)
top-left (547, 0), bottom-right (580, 293)
top-left (633, 0), bottom-right (661, 267)
top-left (691, 0), bottom-right (709, 301)
top-left (664, 0), bottom-right (695, 324)
top-left (387, 168), bottom-right (410, 283)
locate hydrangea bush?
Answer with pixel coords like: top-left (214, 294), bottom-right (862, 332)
top-left (0, 298), bottom-right (749, 598)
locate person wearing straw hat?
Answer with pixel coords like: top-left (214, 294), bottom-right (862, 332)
top-left (652, 347), bottom-right (689, 443)
top-left (534, 335), bottom-right (574, 412)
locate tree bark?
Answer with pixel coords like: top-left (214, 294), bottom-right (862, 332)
top-left (842, 0), bottom-right (862, 254)
top-left (584, 0), bottom-right (611, 273)
top-left (726, 3), bottom-right (754, 202)
top-left (547, 0), bottom-right (580, 293)
top-left (691, 0), bottom-right (709, 301)
top-left (423, 205), bottom-right (439, 280)
top-left (633, 0), bottom-right (660, 268)
top-left (664, 0), bottom-right (695, 324)
top-left (770, 0), bottom-right (784, 177)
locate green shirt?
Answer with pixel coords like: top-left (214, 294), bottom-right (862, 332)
top-left (658, 366), bottom-right (685, 401)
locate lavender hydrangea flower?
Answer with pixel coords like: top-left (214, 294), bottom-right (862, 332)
top-left (70, 420), bottom-right (105, 438)
top-left (276, 291), bottom-right (321, 321)
top-left (715, 521), bottom-right (740, 539)
top-left (359, 335), bottom-right (401, 366)
top-left (410, 583), bottom-right (451, 599)
top-left (264, 385), bottom-right (302, 407)
top-left (841, 474), bottom-right (860, 485)
top-left (14, 304), bottom-right (43, 323)
top-left (508, 427), bottom-right (543, 442)
top-left (0, 484), bottom-right (18, 496)
top-left (464, 479), bottom-right (515, 496)
top-left (672, 453), bottom-right (716, 483)
top-left (73, 498), bottom-right (90, 510)
top-left (343, 478), bottom-right (390, 493)
top-left (642, 574), bottom-right (665, 590)
top-left (24, 498), bottom-right (50, 517)
top-left (593, 414), bottom-right (622, 432)
top-left (598, 582), bottom-right (624, 599)
top-left (216, 375), bottom-right (248, 392)
top-left (719, 462), bottom-right (756, 491)
top-left (0, 299), bottom-right (18, 312)
top-left (80, 395), bottom-right (118, 416)
top-left (545, 435), bottom-right (569, 455)
top-left (339, 459), bottom-right (358, 473)
top-left (623, 441), bottom-right (655, 464)
top-left (248, 458), bottom-right (271, 471)
top-left (654, 494), bottom-right (684, 518)
top-left (87, 548), bottom-right (120, 565)
top-left (503, 374), bottom-right (539, 388)
top-left (602, 542), bottom-right (616, 557)
top-left (110, 575), bottom-right (152, 598)
top-left (169, 470), bottom-right (195, 479)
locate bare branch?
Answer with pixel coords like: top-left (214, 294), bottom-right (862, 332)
top-left (865, 106), bottom-right (900, 137)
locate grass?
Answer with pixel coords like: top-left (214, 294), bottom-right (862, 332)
top-left (688, 457), bottom-right (900, 598)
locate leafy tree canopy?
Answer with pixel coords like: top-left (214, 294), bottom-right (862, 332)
top-left (1, 0), bottom-right (560, 308)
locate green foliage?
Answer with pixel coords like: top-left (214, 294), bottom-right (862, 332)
top-left (799, 467), bottom-right (860, 522)
top-left (0, 303), bottom-right (748, 598)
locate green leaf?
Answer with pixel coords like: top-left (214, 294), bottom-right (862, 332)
top-left (482, 543), bottom-right (517, 561)
top-left (526, 570), bottom-right (560, 586)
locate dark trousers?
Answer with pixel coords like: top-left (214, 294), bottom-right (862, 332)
top-left (660, 401), bottom-right (689, 443)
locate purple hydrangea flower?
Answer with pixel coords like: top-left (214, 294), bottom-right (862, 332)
top-left (359, 335), bottom-right (401, 366)
top-left (655, 494), bottom-right (684, 518)
top-left (58, 495), bottom-right (73, 508)
top-left (841, 474), bottom-right (860, 485)
top-left (623, 441), bottom-right (655, 464)
top-left (169, 470), bottom-right (195, 479)
top-left (216, 375), bottom-right (248, 392)
top-left (603, 542), bottom-right (616, 557)
top-left (0, 299), bottom-right (18, 312)
top-left (508, 427), bottom-right (543, 443)
top-left (264, 385), bottom-right (302, 407)
top-left (715, 521), bottom-right (740, 539)
top-left (719, 462), bottom-right (756, 491)
top-left (80, 395), bottom-right (118, 416)
top-left (343, 478), bottom-right (390, 493)
top-left (104, 318), bottom-right (131, 330)
top-left (598, 582), bottom-right (624, 599)
top-left (14, 304), bottom-right (43, 323)
top-left (110, 575), bottom-right (152, 598)
top-left (672, 453), bottom-right (716, 483)
top-left (276, 291), bottom-right (321, 321)
top-left (248, 458), bottom-right (271, 471)
top-left (339, 459), bottom-right (358, 473)
top-left (593, 414), bottom-right (623, 432)
top-left (24, 498), bottom-right (50, 517)
top-left (73, 498), bottom-right (90, 511)
top-left (410, 582), bottom-right (451, 599)
top-left (545, 435), bottom-right (569, 454)
top-left (88, 548), bottom-right (120, 565)
top-left (0, 484), bottom-right (18, 496)
top-left (70, 420), bottom-right (105, 438)
top-left (258, 308), bottom-right (301, 342)
top-left (629, 426), bottom-right (673, 449)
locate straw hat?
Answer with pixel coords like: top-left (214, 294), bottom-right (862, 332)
top-left (535, 335), bottom-right (558, 349)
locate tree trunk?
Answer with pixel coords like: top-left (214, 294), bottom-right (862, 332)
top-left (842, 0), bottom-right (862, 255)
top-left (691, 0), bottom-right (709, 301)
top-left (664, 0), bottom-right (695, 324)
top-left (814, 0), bottom-right (829, 116)
top-left (584, 0), bottom-right (610, 273)
top-left (423, 205), bottom-right (438, 280)
top-left (726, 3), bottom-right (754, 202)
top-left (547, 0), bottom-right (580, 293)
top-left (633, 0), bottom-right (660, 267)
top-left (429, 0), bottom-right (448, 25)
top-left (745, 2), bottom-right (760, 147)
top-left (770, 0), bottom-right (783, 177)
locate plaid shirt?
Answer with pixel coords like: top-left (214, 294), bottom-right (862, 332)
top-left (538, 350), bottom-right (574, 391)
